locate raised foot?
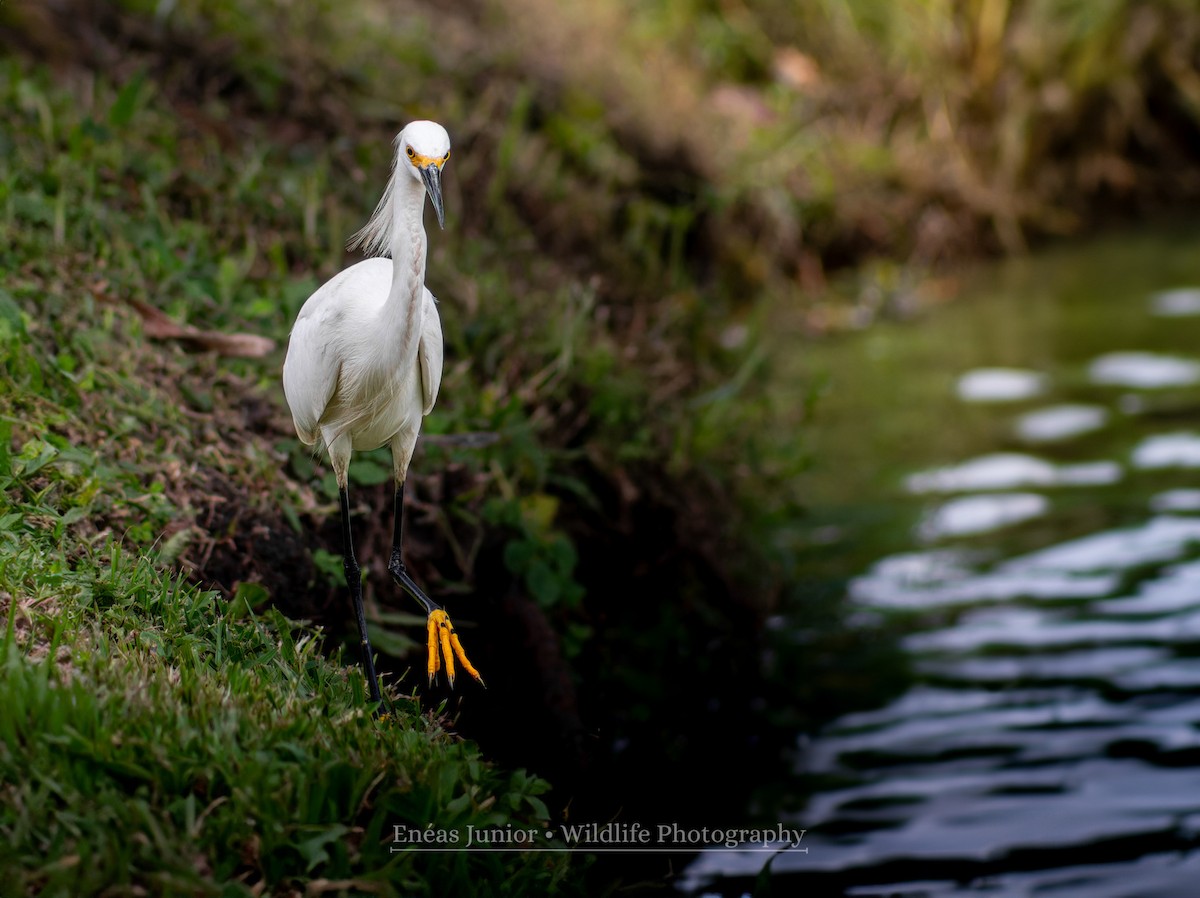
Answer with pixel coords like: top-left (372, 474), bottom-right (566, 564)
top-left (427, 608), bottom-right (484, 689)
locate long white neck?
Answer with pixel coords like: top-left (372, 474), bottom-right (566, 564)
top-left (380, 174), bottom-right (428, 370)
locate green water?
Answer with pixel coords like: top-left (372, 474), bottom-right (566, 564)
top-left (688, 225), bottom-right (1200, 896)
top-left (788, 226), bottom-right (1200, 562)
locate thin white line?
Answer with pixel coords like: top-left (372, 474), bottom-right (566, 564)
top-left (390, 847), bottom-right (809, 854)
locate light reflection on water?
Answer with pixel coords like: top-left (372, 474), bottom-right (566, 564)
top-left (685, 230), bottom-right (1200, 896)
top-left (1013, 404), bottom-right (1109, 443)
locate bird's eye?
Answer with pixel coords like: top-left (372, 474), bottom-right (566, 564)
top-left (405, 145), bottom-right (415, 159)
top-left (443, 151), bottom-right (450, 161)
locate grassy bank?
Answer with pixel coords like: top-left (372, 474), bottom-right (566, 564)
top-left (0, 1), bottom-right (775, 891)
top-left (1, 553), bottom-right (565, 895)
top-left (0, 52), bottom-right (581, 894)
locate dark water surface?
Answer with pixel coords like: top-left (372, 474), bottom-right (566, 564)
top-left (686, 227), bottom-right (1200, 897)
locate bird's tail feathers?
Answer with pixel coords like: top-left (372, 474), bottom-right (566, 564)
top-left (294, 423), bottom-right (322, 451)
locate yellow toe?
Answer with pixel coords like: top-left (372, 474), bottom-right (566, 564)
top-left (449, 629), bottom-right (484, 686)
top-left (437, 614), bottom-right (456, 688)
top-left (426, 612), bottom-right (442, 685)
top-left (424, 608), bottom-right (483, 688)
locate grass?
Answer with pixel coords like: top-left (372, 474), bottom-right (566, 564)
top-left (0, 549), bottom-right (566, 896)
top-left (0, 53), bottom-right (583, 895)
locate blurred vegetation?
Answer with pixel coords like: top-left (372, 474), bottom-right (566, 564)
top-left (2, 0), bottom-right (1199, 892)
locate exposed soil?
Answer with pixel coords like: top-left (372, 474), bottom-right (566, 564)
top-left (175, 434), bottom-right (778, 833)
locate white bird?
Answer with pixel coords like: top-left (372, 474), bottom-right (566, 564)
top-left (283, 120), bottom-right (482, 704)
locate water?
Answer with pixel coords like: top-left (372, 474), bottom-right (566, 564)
top-left (685, 228), bottom-right (1200, 896)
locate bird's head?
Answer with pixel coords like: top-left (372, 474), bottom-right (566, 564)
top-left (399, 120), bottom-right (451, 229)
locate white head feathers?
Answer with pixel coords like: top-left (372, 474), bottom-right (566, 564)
top-left (348, 121), bottom-right (451, 258)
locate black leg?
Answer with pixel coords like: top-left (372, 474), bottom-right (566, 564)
top-left (387, 481), bottom-right (442, 616)
top-left (340, 486), bottom-right (382, 706)
top-left (386, 481), bottom-right (483, 688)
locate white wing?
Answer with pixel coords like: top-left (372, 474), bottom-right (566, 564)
top-left (418, 288), bottom-right (443, 416)
top-left (282, 260), bottom-right (391, 444)
top-left (282, 312), bottom-right (339, 446)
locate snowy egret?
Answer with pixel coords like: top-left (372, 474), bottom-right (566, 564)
top-left (283, 121), bottom-right (482, 703)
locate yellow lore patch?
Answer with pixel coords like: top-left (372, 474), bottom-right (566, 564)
top-left (408, 150), bottom-right (448, 169)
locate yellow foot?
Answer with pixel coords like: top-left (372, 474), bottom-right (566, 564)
top-left (426, 609), bottom-right (484, 689)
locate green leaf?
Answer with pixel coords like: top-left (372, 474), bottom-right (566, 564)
top-left (350, 459), bottom-right (391, 486)
top-left (502, 539), bottom-right (534, 573)
top-left (109, 72), bottom-right (146, 127)
top-left (364, 622), bottom-right (418, 658)
top-left (519, 493), bottom-right (559, 535)
top-left (0, 289), bottom-right (26, 340)
top-left (215, 256), bottom-right (242, 304)
top-left (229, 582), bottom-right (271, 618)
top-left (548, 535), bottom-right (578, 573)
top-left (526, 559), bottom-right (560, 608)
top-left (0, 420), bottom-right (11, 477)
top-left (156, 526), bottom-right (193, 566)
top-left (17, 439), bottom-right (57, 476)
top-left (525, 795), bottom-right (550, 820)
top-left (60, 507), bottom-right (88, 527)
top-left (295, 823), bottom-right (349, 873)
top-left (312, 548), bottom-right (344, 586)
